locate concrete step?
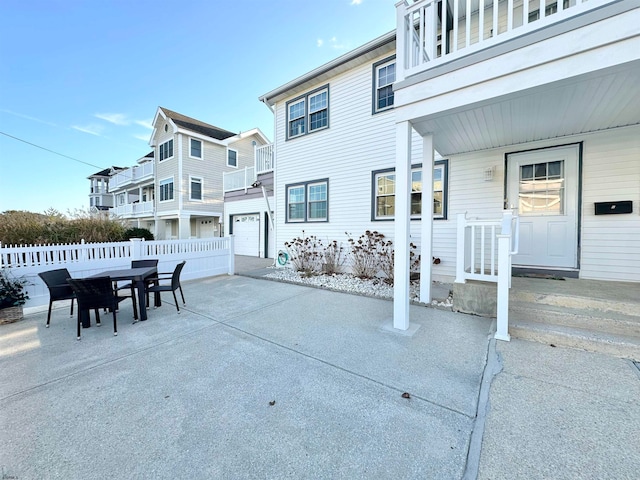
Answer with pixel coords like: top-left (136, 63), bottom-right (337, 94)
top-left (509, 320), bottom-right (640, 361)
top-left (509, 302), bottom-right (640, 338)
top-left (510, 290), bottom-right (640, 318)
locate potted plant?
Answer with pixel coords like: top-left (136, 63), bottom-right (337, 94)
top-left (0, 268), bottom-right (30, 324)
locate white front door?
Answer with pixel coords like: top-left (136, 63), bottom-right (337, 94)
top-left (507, 145), bottom-right (579, 269)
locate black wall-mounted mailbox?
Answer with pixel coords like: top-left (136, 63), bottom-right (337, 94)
top-left (594, 201), bottom-right (633, 215)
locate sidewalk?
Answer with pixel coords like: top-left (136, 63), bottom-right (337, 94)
top-left (1, 272), bottom-right (638, 479)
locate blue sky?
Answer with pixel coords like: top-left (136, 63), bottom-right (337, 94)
top-left (0, 0), bottom-right (396, 215)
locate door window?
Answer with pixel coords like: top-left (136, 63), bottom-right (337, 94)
top-left (519, 160), bottom-right (564, 215)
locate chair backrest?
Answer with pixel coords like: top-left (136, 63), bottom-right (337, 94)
top-left (67, 277), bottom-right (116, 310)
top-left (38, 268), bottom-right (74, 300)
top-left (171, 261), bottom-right (186, 289)
top-left (131, 259), bottom-right (159, 268)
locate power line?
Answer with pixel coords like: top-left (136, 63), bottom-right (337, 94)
top-left (0, 131), bottom-right (103, 169)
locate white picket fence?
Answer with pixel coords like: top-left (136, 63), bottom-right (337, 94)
top-left (1, 237), bottom-right (235, 311)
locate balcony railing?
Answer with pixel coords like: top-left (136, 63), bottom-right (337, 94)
top-left (255, 143), bottom-right (274, 174)
top-left (223, 167), bottom-right (256, 193)
top-left (396, 0), bottom-right (613, 81)
top-left (113, 201), bottom-right (154, 217)
top-left (109, 162), bottom-right (154, 190)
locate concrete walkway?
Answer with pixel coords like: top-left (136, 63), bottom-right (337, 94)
top-left (1, 271), bottom-right (638, 479)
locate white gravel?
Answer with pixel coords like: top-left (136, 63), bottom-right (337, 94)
top-left (264, 268), bottom-right (453, 308)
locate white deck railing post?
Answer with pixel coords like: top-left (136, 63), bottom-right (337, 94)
top-left (495, 210), bottom-right (514, 341)
top-left (455, 213), bottom-right (467, 283)
top-left (228, 236), bottom-right (235, 275)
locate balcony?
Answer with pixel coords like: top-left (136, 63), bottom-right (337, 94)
top-left (109, 162), bottom-right (154, 191)
top-left (394, 0), bottom-right (639, 156)
top-left (113, 201), bottom-right (154, 218)
top-left (223, 167), bottom-right (256, 193)
top-left (396, 0), bottom-right (620, 82)
top-left (255, 143), bottom-right (274, 174)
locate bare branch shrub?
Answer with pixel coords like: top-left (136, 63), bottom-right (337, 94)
top-left (322, 239), bottom-right (345, 275)
top-left (346, 230), bottom-right (389, 279)
top-left (284, 231), bottom-right (323, 276)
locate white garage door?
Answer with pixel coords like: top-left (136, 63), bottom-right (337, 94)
top-left (233, 215), bottom-right (260, 256)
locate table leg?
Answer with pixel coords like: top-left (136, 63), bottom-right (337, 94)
top-left (136, 279), bottom-right (148, 321)
top-left (80, 309), bottom-right (91, 328)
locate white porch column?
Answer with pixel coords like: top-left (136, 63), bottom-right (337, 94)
top-left (393, 121), bottom-right (412, 330)
top-left (419, 134), bottom-right (434, 303)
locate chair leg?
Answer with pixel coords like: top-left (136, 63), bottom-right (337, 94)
top-left (95, 309), bottom-right (101, 326)
top-left (178, 285), bottom-right (185, 305)
top-left (46, 300), bottom-right (53, 327)
top-left (77, 311), bottom-right (82, 340)
top-left (70, 298), bottom-right (74, 317)
top-left (172, 291), bottom-right (180, 313)
top-left (112, 309), bottom-right (118, 336)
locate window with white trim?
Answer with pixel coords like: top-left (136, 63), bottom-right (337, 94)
top-left (286, 85), bottom-right (329, 139)
top-left (286, 179), bottom-right (329, 223)
top-left (373, 57), bottom-right (395, 113)
top-left (372, 161), bottom-right (448, 220)
top-left (190, 138), bottom-right (202, 159)
top-left (227, 148), bottom-right (237, 167)
top-left (159, 177), bottom-right (174, 202)
top-left (159, 139), bottom-right (174, 161)
top-left (190, 176), bottom-right (203, 201)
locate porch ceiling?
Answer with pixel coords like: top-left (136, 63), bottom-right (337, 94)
top-left (410, 59), bottom-right (640, 156)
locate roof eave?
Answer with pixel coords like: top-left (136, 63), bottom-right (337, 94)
top-left (259, 30), bottom-right (396, 106)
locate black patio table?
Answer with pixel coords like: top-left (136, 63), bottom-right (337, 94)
top-left (79, 266), bottom-right (159, 328)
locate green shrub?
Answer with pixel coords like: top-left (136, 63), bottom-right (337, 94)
top-left (123, 227), bottom-right (154, 241)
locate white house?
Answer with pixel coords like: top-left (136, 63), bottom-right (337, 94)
top-left (259, 0), bottom-right (640, 330)
top-left (109, 107), bottom-right (270, 244)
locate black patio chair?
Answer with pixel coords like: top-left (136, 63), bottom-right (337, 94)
top-left (38, 268), bottom-right (76, 328)
top-left (67, 276), bottom-right (129, 340)
top-left (112, 259), bottom-right (159, 318)
top-left (145, 261), bottom-right (186, 313)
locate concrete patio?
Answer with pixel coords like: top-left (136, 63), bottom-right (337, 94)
top-left (1, 271), bottom-right (639, 479)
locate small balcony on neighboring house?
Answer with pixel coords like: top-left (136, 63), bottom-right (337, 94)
top-left (394, 0), bottom-right (640, 155)
top-left (111, 186), bottom-right (155, 218)
top-left (109, 161), bottom-right (154, 191)
top-left (223, 143), bottom-right (275, 200)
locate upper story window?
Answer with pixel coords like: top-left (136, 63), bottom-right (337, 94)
top-left (373, 57), bottom-right (395, 114)
top-left (372, 160), bottom-right (448, 221)
top-left (286, 179), bottom-right (329, 223)
top-left (159, 177), bottom-right (174, 202)
top-left (190, 176), bottom-right (203, 201)
top-left (159, 139), bottom-right (174, 161)
top-left (286, 85), bottom-right (329, 140)
top-left (227, 148), bottom-right (238, 167)
top-left (190, 138), bottom-right (202, 159)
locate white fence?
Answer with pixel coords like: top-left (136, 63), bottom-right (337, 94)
top-left (1, 237), bottom-right (235, 311)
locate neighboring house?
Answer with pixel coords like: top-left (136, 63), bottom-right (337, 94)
top-left (88, 166), bottom-right (126, 211)
top-left (110, 107), bottom-right (270, 244)
top-left (259, 1), bottom-right (639, 307)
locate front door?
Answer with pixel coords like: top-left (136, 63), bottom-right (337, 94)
top-left (507, 145), bottom-right (580, 269)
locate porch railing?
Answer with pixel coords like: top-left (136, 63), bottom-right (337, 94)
top-left (223, 166), bottom-right (256, 193)
top-left (1, 237), bottom-right (235, 311)
top-left (113, 200), bottom-right (154, 217)
top-left (255, 143), bottom-right (274, 174)
top-left (109, 162), bottom-right (154, 190)
top-left (396, 0), bottom-right (614, 82)
top-left (455, 209), bottom-right (519, 341)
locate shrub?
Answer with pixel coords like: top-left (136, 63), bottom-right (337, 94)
top-left (124, 227), bottom-right (154, 241)
top-left (322, 240), bottom-right (345, 275)
top-left (0, 268), bottom-right (29, 308)
top-left (346, 230), bottom-right (389, 279)
top-left (284, 232), bottom-right (323, 276)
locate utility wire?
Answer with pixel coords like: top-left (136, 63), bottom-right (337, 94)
top-left (0, 131), bottom-right (103, 169)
